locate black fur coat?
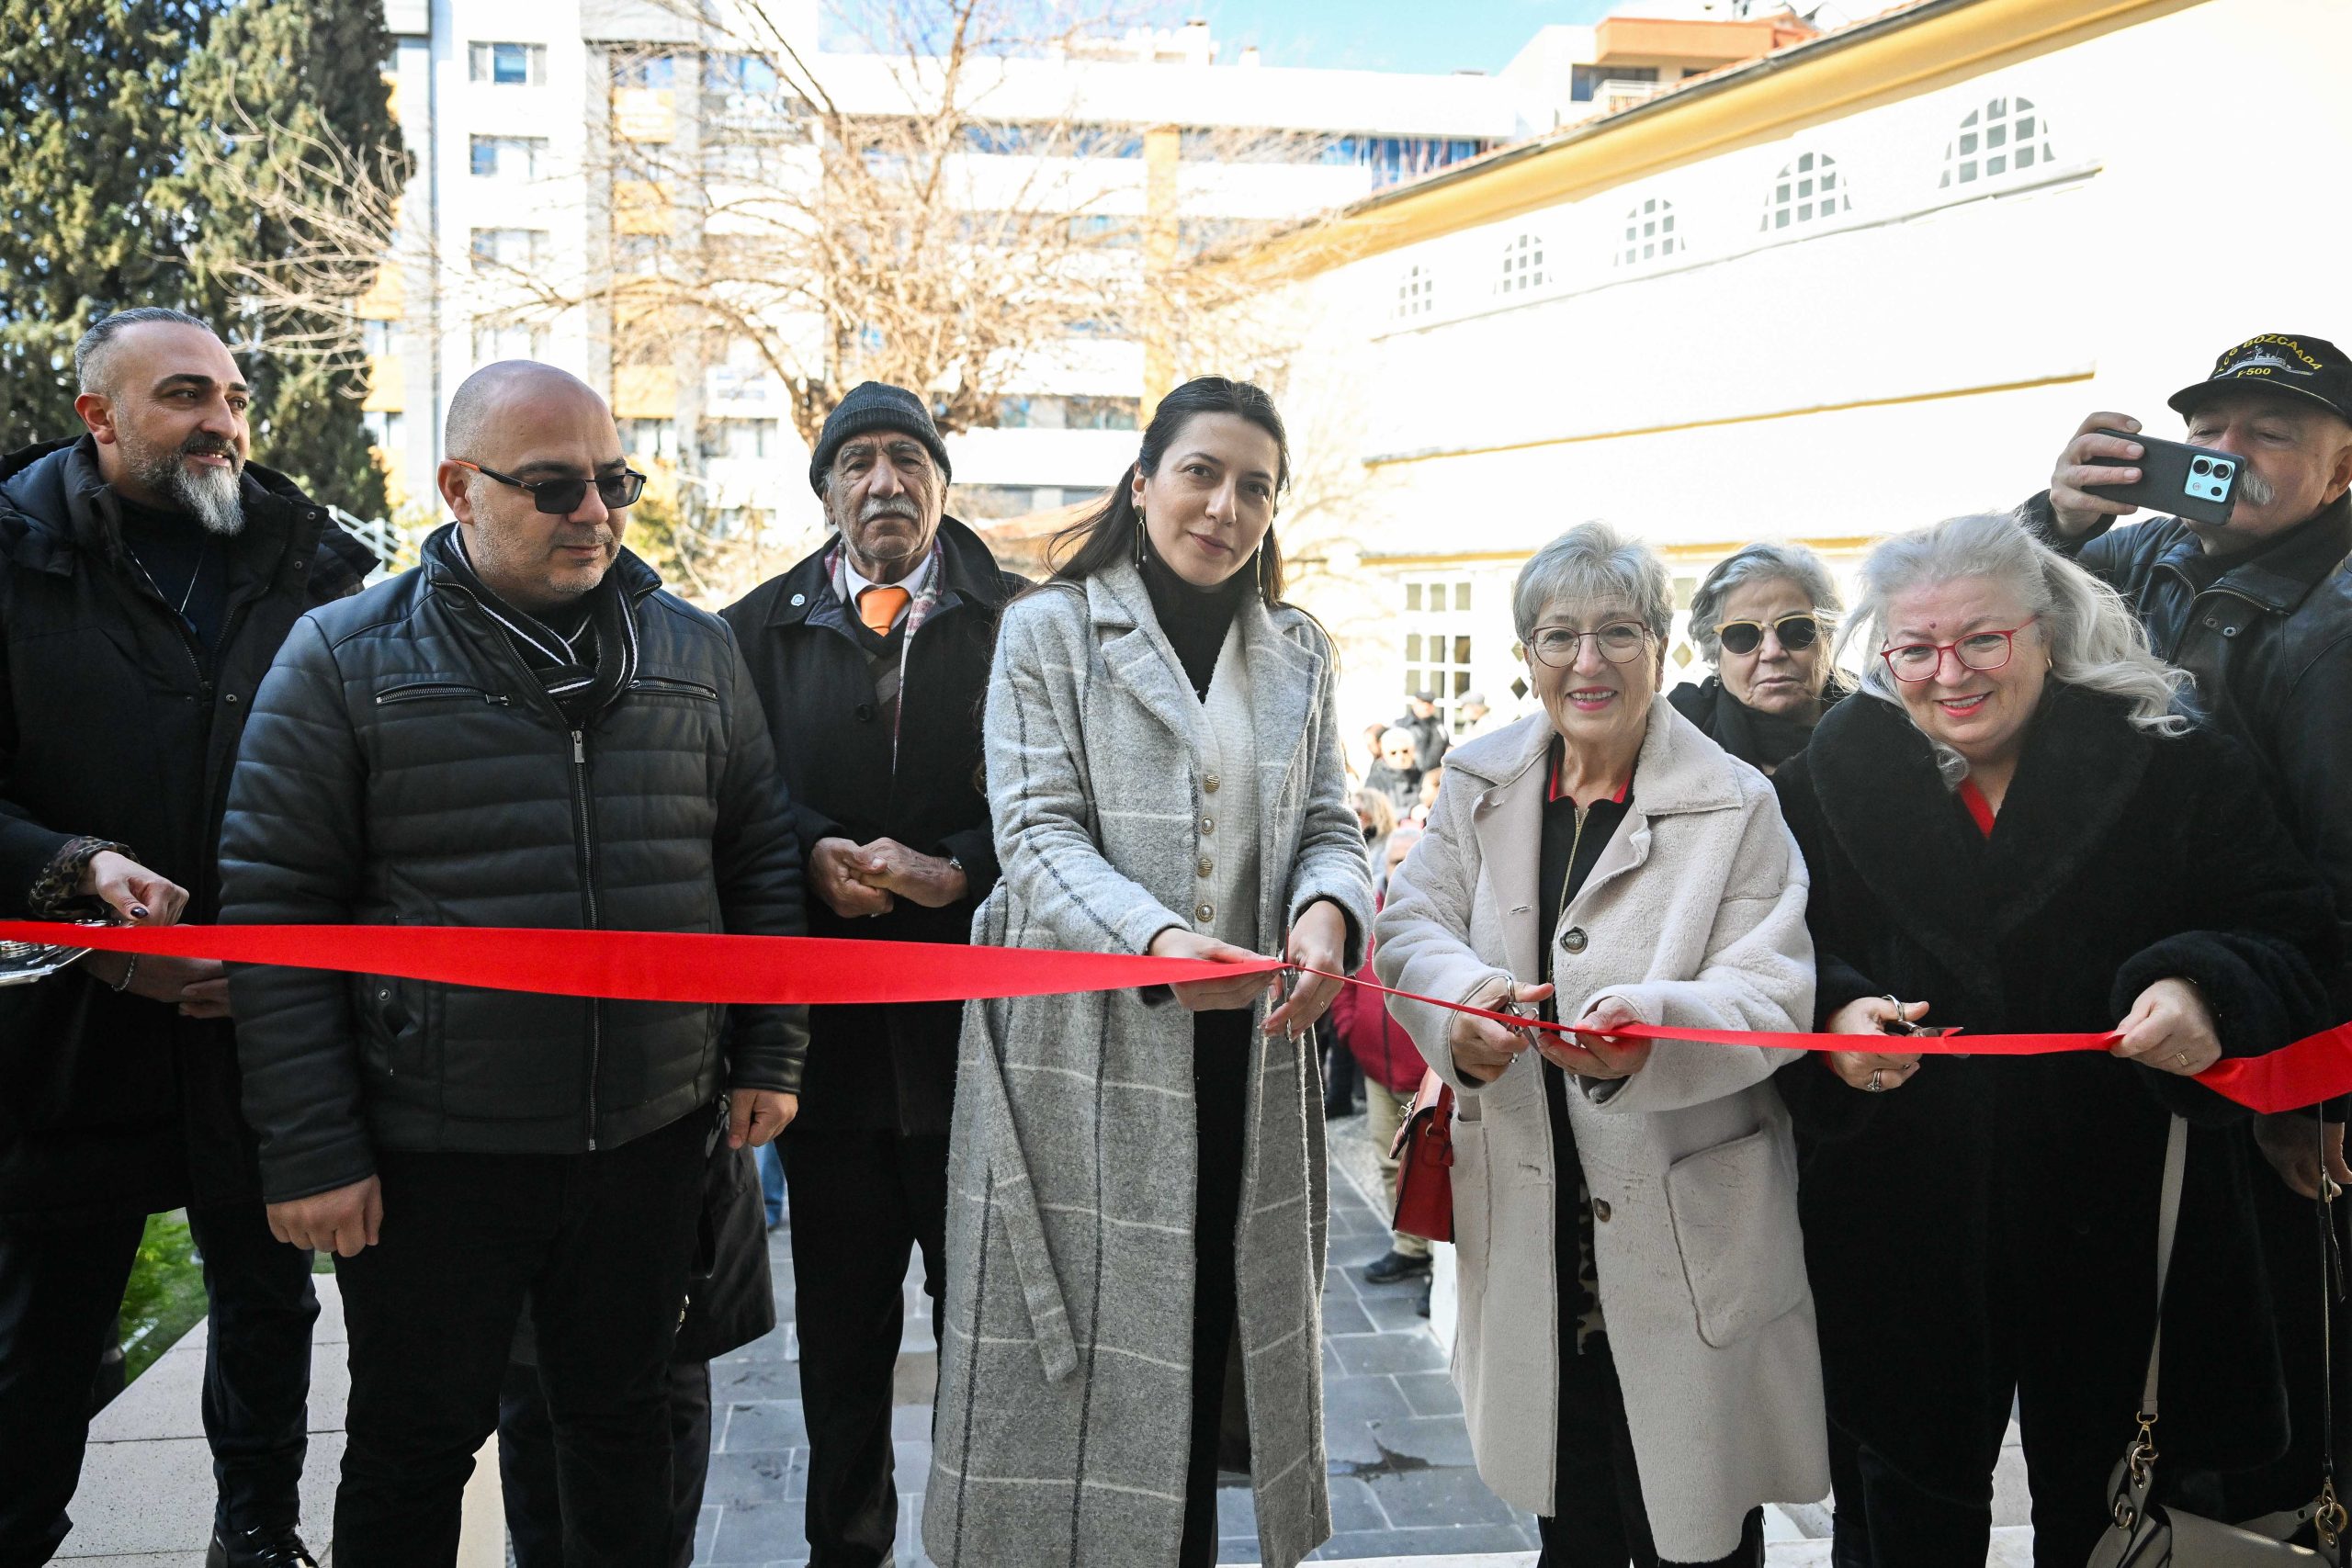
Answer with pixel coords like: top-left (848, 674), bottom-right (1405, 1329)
top-left (1773, 683), bottom-right (2339, 1490)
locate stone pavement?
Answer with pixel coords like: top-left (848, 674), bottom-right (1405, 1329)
top-left (60, 1116), bottom-right (2035, 1566)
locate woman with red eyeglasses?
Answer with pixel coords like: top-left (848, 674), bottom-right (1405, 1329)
top-left (1669, 543), bottom-right (1851, 776)
top-left (1771, 511), bottom-right (2338, 1565)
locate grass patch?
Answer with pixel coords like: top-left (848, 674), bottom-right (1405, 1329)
top-left (118, 1210), bottom-right (209, 1385)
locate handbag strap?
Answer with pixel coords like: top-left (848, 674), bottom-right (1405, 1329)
top-left (2139, 1114), bottom-right (2191, 1419)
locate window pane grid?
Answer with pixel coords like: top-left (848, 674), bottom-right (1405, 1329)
top-left (1761, 151), bottom-right (1849, 232)
top-left (1941, 96), bottom-right (2054, 188)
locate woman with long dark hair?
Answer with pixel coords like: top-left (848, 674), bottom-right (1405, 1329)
top-left (924, 378), bottom-right (1374, 1568)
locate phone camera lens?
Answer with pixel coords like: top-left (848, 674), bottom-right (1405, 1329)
top-left (2191, 458), bottom-right (2211, 475)
top-left (2213, 463), bottom-right (2232, 479)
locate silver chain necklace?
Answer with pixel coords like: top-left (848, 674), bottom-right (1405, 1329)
top-left (127, 536), bottom-right (211, 620)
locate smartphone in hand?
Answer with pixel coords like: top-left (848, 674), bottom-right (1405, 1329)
top-left (2081, 428), bottom-right (2248, 526)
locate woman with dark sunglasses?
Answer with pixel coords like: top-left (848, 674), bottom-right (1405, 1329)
top-left (1771, 513), bottom-right (2337, 1563)
top-left (1668, 543), bottom-right (1849, 775)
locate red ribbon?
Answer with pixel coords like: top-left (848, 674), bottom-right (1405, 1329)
top-left (6, 920), bottom-right (2346, 1115)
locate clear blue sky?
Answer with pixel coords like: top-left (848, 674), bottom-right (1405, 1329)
top-left (1198, 0), bottom-right (1619, 73)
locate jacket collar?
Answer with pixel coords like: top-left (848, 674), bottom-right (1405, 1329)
top-left (1799, 682), bottom-right (2154, 987)
top-left (419, 520), bottom-right (663, 605)
top-left (2, 434), bottom-right (356, 591)
top-left (2154, 491), bottom-right (2352, 615)
top-left (1447, 696), bottom-right (1749, 981)
top-left (762, 513), bottom-right (1012, 628)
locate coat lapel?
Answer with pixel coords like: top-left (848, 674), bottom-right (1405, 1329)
top-left (1977, 684), bottom-right (2153, 939)
top-left (1239, 597), bottom-right (1321, 799)
top-left (1087, 567), bottom-right (1202, 749)
top-left (1461, 725), bottom-right (1551, 983)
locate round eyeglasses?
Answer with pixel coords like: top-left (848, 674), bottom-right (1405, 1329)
top-left (450, 459), bottom-right (648, 515)
top-left (1715, 614), bottom-right (1820, 657)
top-left (1526, 623), bottom-right (1650, 667)
top-left (1880, 619), bottom-right (2037, 682)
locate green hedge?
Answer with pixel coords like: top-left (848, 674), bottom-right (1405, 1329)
top-left (117, 1211), bottom-right (209, 1386)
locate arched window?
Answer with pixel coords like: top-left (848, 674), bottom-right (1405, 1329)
top-left (1942, 96), bottom-right (2053, 187)
top-left (1760, 151), bottom-right (1849, 231)
top-left (1395, 262), bottom-right (1434, 320)
top-left (1618, 197), bottom-right (1679, 266)
top-left (1498, 232), bottom-right (1544, 293)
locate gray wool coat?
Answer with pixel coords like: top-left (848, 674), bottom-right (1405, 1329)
top-left (922, 562), bottom-right (1374, 1568)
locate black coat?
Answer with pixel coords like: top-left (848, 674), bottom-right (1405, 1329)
top-left (1773, 687), bottom-right (2338, 1486)
top-left (0, 436), bottom-right (374, 1222)
top-left (719, 518), bottom-right (1022, 1135)
top-left (2022, 491), bottom-right (2352, 999)
top-left (219, 531), bottom-right (808, 1203)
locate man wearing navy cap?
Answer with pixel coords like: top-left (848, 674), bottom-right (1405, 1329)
top-left (2026, 333), bottom-right (2352, 1518)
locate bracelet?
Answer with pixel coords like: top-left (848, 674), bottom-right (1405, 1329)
top-left (108, 953), bottom-right (139, 994)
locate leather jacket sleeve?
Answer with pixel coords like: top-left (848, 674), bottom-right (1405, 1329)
top-left (218, 615), bottom-right (379, 1203)
top-left (712, 636), bottom-right (810, 1094)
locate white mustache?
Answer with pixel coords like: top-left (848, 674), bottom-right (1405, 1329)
top-left (2236, 468), bottom-right (2277, 508)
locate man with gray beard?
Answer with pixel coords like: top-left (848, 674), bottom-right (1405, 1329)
top-left (720, 383), bottom-right (1023, 1568)
top-left (0, 307), bottom-right (376, 1567)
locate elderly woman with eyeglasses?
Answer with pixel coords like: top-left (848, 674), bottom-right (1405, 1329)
top-left (1375, 523), bottom-right (1827, 1567)
top-left (1668, 543), bottom-right (1850, 775)
top-left (1770, 513), bottom-right (2338, 1566)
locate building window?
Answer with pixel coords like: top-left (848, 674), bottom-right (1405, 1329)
top-left (951, 483), bottom-right (1069, 520)
top-left (611, 53), bottom-right (675, 90)
top-left (362, 410), bottom-right (405, 452)
top-left (469, 135), bottom-right (547, 179)
top-left (359, 317), bottom-right (402, 356)
top-left (1403, 577), bottom-right (1476, 726)
top-left (1618, 197), bottom-right (1679, 266)
top-left (1395, 263), bottom-right (1433, 321)
top-left (470, 321), bottom-right (545, 361)
top-left (1571, 63), bottom-right (1657, 103)
top-left (620, 418), bottom-right (677, 462)
top-left (470, 228), bottom-right (549, 271)
top-left (1498, 232), bottom-right (1544, 294)
top-left (704, 418), bottom-right (780, 460)
top-left (991, 393), bottom-right (1140, 431)
top-left (1760, 150), bottom-right (1849, 232)
top-left (1941, 96), bottom-right (2053, 188)
top-left (469, 41), bottom-right (546, 86)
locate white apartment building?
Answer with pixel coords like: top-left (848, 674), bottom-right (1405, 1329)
top-left (362, 3), bottom-right (1632, 547)
top-left (1231, 0), bottom-right (2352, 734)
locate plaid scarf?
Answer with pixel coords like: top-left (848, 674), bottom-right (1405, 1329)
top-left (826, 538), bottom-right (945, 767)
top-left (429, 525), bottom-right (639, 726)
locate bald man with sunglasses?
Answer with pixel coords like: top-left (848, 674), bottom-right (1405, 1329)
top-left (216, 362), bottom-right (809, 1564)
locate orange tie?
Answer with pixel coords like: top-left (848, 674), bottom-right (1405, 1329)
top-left (856, 584), bottom-right (910, 636)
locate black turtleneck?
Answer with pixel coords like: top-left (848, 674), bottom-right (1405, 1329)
top-left (1139, 535), bottom-right (1254, 701)
top-left (114, 493), bottom-right (229, 660)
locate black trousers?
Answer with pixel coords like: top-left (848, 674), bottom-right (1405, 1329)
top-left (1536, 1345), bottom-right (1764, 1568)
top-left (0, 1203), bottom-right (314, 1568)
top-left (498, 1356), bottom-right (712, 1568)
top-left (332, 1108), bottom-right (708, 1568)
top-left (1180, 1011), bottom-right (1252, 1568)
top-left (781, 1128), bottom-right (949, 1568)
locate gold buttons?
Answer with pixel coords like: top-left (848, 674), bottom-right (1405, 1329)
top-left (1198, 858), bottom-right (1214, 877)
top-left (1196, 902), bottom-right (1216, 922)
top-left (1593, 1199), bottom-right (1612, 1223)
top-left (1561, 928), bottom-right (1588, 955)
top-left (1204, 773), bottom-right (1221, 794)
top-left (1200, 817), bottom-right (1215, 835)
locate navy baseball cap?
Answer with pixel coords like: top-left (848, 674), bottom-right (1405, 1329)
top-left (2168, 333), bottom-right (2352, 424)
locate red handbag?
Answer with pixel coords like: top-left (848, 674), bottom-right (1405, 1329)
top-left (1389, 1067), bottom-right (1455, 1244)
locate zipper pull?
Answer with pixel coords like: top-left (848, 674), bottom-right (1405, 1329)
top-left (571, 729), bottom-right (586, 764)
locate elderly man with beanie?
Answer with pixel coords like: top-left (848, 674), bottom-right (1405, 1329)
top-left (2026, 332), bottom-right (2352, 1521)
top-left (721, 380), bottom-right (1023, 1568)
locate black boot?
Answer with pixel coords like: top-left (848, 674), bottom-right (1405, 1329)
top-left (1362, 1249), bottom-right (1432, 1286)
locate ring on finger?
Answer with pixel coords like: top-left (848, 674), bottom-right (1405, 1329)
top-left (1865, 1068), bottom-right (1886, 1093)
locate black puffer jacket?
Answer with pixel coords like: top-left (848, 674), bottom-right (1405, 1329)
top-left (220, 529), bottom-right (808, 1203)
top-left (1774, 686), bottom-right (2338, 1487)
top-left (2020, 491), bottom-right (2352, 998)
top-left (0, 436), bottom-right (375, 1221)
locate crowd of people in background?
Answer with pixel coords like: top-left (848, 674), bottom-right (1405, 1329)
top-left (4, 307), bottom-right (2352, 1568)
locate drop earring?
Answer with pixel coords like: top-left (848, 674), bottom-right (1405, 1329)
top-left (1133, 510), bottom-right (1147, 571)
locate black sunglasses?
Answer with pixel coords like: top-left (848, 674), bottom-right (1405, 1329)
top-left (451, 459), bottom-right (647, 515)
top-left (1714, 614), bottom-right (1820, 657)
